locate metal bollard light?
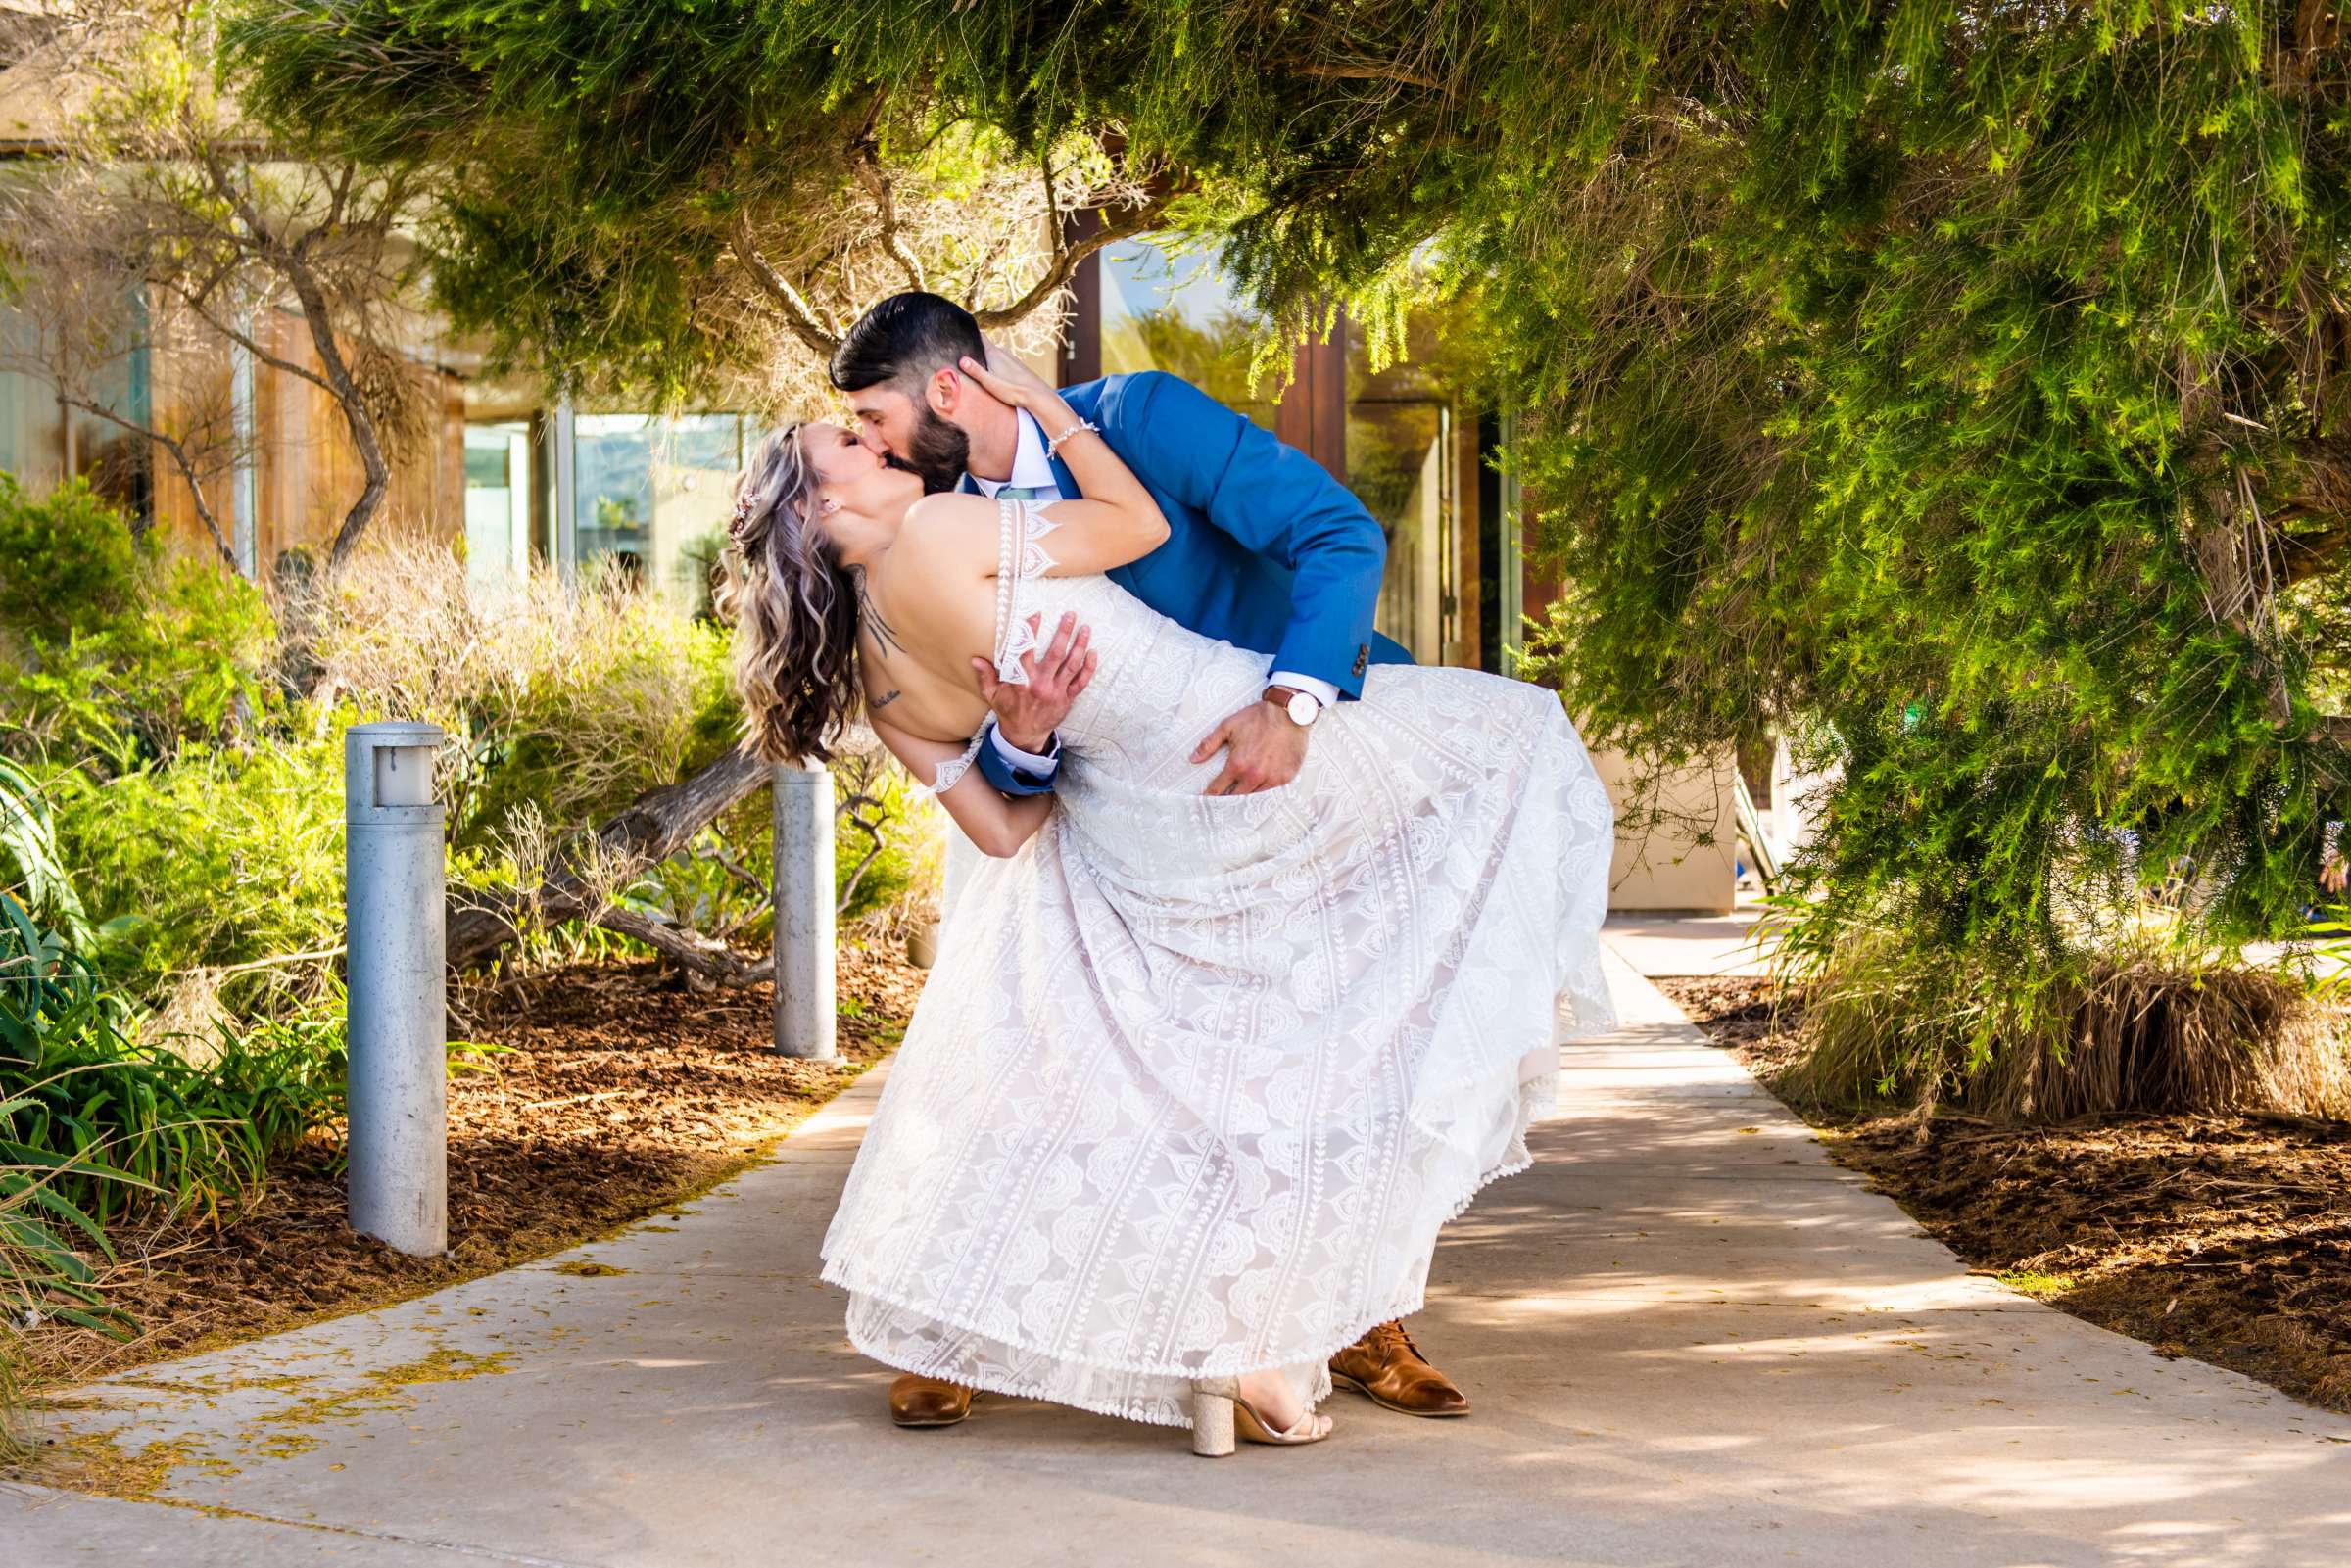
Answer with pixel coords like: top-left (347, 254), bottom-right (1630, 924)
top-left (345, 721), bottom-right (448, 1256)
top-left (772, 761), bottom-right (837, 1060)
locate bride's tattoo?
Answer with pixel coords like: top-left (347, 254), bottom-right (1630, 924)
top-left (854, 567), bottom-right (907, 659)
top-left (870, 689), bottom-right (901, 711)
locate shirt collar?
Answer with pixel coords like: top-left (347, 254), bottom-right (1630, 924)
top-left (971, 410), bottom-right (1059, 497)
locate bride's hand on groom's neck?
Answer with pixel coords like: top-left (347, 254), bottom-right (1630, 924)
top-left (958, 344), bottom-right (1056, 414)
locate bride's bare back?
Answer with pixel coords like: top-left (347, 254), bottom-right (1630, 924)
top-left (852, 491), bottom-right (1006, 748)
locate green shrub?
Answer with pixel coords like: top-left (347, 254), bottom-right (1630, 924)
top-left (618, 749), bottom-right (943, 952)
top-left (1778, 906), bottom-right (2350, 1121)
top-left (313, 540), bottom-right (740, 845)
top-left (0, 475), bottom-right (145, 649)
top-left (46, 721), bottom-right (347, 1011)
top-left (0, 484), bottom-right (278, 768)
top-left (832, 747), bottom-right (940, 924)
top-left (0, 755), bottom-right (90, 943)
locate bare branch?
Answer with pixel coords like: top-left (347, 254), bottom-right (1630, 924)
top-left (448, 747), bottom-right (774, 969)
top-left (850, 139), bottom-right (929, 294)
top-left (191, 142), bottom-right (396, 568)
top-left (972, 183), bottom-right (1192, 330)
top-left (1283, 61), bottom-right (1447, 91)
top-left (56, 391), bottom-right (240, 573)
top-left (157, 283), bottom-right (337, 394)
top-left (595, 906), bottom-right (759, 988)
top-left (731, 211), bottom-right (845, 356)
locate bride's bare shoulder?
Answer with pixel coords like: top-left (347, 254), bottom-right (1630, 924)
top-left (903, 490), bottom-right (998, 531)
top-left (894, 492), bottom-right (1000, 577)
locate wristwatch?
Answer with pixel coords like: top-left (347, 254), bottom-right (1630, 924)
top-left (1265, 685), bottom-right (1323, 728)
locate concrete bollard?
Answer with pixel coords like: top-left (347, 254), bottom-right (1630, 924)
top-left (772, 762), bottom-right (837, 1061)
top-left (345, 721), bottom-right (448, 1256)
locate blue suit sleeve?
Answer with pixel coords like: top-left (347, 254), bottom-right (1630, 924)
top-left (1104, 372), bottom-right (1387, 696)
top-left (973, 720), bottom-right (1058, 797)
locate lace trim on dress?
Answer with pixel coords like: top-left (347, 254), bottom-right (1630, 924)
top-left (933, 499), bottom-right (1056, 796)
top-left (928, 734), bottom-right (984, 796)
top-left (1018, 506), bottom-right (1061, 579)
top-left (990, 499), bottom-right (1061, 688)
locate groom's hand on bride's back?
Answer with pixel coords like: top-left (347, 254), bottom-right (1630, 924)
top-left (1193, 701), bottom-right (1310, 796)
top-left (974, 611), bottom-right (1095, 753)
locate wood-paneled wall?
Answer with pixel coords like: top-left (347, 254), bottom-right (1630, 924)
top-left (149, 304), bottom-right (463, 569)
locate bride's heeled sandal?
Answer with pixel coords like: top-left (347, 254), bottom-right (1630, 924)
top-left (1190, 1380), bottom-right (1334, 1457)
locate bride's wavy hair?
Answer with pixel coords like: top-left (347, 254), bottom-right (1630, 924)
top-left (720, 424), bottom-right (861, 764)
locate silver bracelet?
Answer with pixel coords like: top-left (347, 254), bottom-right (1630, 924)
top-left (1044, 417), bottom-right (1100, 459)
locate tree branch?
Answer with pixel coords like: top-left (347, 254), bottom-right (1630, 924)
top-left (447, 746), bottom-right (773, 970)
top-left (158, 282), bottom-right (338, 395)
top-left (594, 906), bottom-right (763, 988)
top-left (2280, 521), bottom-right (2351, 584)
top-left (55, 391), bottom-right (240, 574)
top-left (731, 211), bottom-right (844, 356)
top-left (1283, 61), bottom-right (1446, 91)
top-left (972, 184), bottom-right (1191, 329)
top-left (191, 142), bottom-right (397, 570)
top-left (848, 95), bottom-right (926, 293)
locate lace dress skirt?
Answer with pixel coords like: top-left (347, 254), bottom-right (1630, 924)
top-left (819, 501), bottom-right (1616, 1426)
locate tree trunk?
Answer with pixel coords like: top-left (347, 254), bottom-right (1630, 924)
top-left (282, 259), bottom-right (393, 573)
top-left (446, 747), bottom-right (772, 970)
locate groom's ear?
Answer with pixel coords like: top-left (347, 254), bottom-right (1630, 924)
top-left (924, 364), bottom-right (962, 417)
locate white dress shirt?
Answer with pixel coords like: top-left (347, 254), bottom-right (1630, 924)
top-left (974, 410), bottom-right (1340, 782)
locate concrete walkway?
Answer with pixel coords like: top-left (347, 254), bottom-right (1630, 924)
top-left (1603, 907), bottom-right (1776, 977)
top-left (8, 940), bottom-right (2351, 1566)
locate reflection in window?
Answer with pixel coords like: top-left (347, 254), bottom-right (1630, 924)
top-left (463, 422), bottom-right (531, 595)
top-left (1098, 241), bottom-right (1276, 431)
top-left (1085, 239), bottom-right (1477, 669)
top-left (0, 307), bottom-right (153, 516)
top-left (1352, 335), bottom-right (1455, 666)
top-left (568, 414), bottom-right (744, 608)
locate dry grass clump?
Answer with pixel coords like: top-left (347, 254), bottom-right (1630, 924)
top-left (1787, 927), bottom-right (2351, 1122)
top-left (309, 537), bottom-right (731, 830)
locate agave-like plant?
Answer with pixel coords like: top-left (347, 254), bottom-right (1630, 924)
top-left (0, 757), bottom-right (90, 946)
top-left (1, 890), bottom-right (146, 1341)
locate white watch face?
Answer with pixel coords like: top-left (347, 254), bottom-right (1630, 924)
top-left (1286, 690), bottom-right (1322, 727)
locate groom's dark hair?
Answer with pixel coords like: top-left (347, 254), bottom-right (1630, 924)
top-left (830, 292), bottom-right (987, 394)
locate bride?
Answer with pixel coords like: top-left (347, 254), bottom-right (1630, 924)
top-left (725, 352), bottom-right (1615, 1455)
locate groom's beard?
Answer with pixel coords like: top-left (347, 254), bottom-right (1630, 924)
top-left (898, 404), bottom-right (971, 496)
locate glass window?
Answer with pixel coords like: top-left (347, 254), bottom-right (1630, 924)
top-left (0, 309), bottom-right (151, 509)
top-left (1098, 240), bottom-right (1277, 431)
top-left (568, 413), bottom-right (744, 609)
top-left (1078, 240), bottom-right (1488, 668)
top-left (1351, 334), bottom-right (1456, 665)
top-left (573, 414), bottom-right (656, 586)
top-left (463, 422), bottom-right (531, 595)
top-left (0, 359), bottom-right (56, 487)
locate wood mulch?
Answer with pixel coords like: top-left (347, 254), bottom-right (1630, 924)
top-left (16, 942), bottom-right (927, 1395)
top-left (1656, 974), bottom-right (2351, 1414)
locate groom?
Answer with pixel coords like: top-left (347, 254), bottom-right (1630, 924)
top-left (831, 291), bottom-right (1465, 1431)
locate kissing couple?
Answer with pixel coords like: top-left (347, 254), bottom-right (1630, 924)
top-left (724, 291), bottom-right (1615, 1454)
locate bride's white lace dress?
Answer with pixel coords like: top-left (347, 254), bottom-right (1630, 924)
top-left (820, 499), bottom-right (1615, 1427)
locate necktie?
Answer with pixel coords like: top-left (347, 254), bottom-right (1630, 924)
top-left (995, 484), bottom-right (1055, 502)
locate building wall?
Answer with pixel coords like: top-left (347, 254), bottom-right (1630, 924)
top-left (1523, 560), bottom-right (1741, 915)
top-left (1588, 748), bottom-right (1741, 915)
top-left (142, 304), bottom-right (464, 569)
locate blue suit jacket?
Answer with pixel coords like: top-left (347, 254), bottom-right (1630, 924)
top-left (974, 371), bottom-right (1413, 795)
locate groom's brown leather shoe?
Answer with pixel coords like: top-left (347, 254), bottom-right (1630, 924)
top-left (1329, 1320), bottom-right (1470, 1417)
top-left (888, 1373), bottom-right (973, 1428)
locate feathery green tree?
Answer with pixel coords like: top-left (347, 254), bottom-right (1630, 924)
top-left (222, 1), bottom-right (2351, 1107)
